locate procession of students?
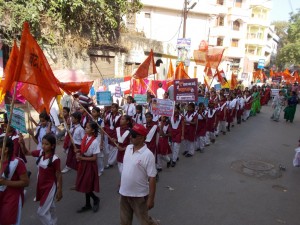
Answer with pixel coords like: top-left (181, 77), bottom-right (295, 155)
top-left (0, 85), bottom-right (274, 225)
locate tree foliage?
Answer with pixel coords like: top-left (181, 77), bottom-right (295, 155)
top-left (275, 9), bottom-right (300, 69)
top-left (0, 0), bottom-right (142, 47)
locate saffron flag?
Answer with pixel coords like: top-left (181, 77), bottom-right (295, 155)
top-left (230, 73), bottom-right (238, 90)
top-left (204, 75), bottom-right (212, 89)
top-left (175, 62), bottom-right (190, 80)
top-left (166, 60), bottom-right (174, 88)
top-left (13, 22), bottom-right (61, 113)
top-left (204, 62), bottom-right (213, 77)
top-left (294, 71), bottom-right (300, 83)
top-left (0, 41), bottom-right (19, 103)
top-left (194, 47), bottom-right (224, 69)
top-left (215, 69), bottom-right (226, 85)
top-left (270, 69), bottom-right (274, 77)
top-left (133, 49), bottom-right (157, 79)
top-left (282, 68), bottom-right (292, 80)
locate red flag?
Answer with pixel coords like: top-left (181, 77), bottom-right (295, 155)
top-left (270, 69), bottom-right (274, 77)
top-left (230, 73), bottom-right (238, 90)
top-left (13, 22), bottom-right (61, 113)
top-left (215, 69), bottom-right (226, 85)
top-left (133, 49), bottom-right (157, 79)
top-left (0, 41), bottom-right (19, 103)
top-left (175, 62), bottom-right (190, 80)
top-left (204, 62), bottom-right (213, 77)
top-left (294, 71), bottom-right (300, 83)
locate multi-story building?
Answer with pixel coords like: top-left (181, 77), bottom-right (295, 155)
top-left (123, 0), bottom-right (276, 84)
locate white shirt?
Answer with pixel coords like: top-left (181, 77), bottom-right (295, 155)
top-left (119, 144), bottom-right (157, 197)
top-left (82, 136), bottom-right (100, 157)
top-left (157, 87), bottom-right (165, 99)
top-left (122, 103), bottom-right (136, 117)
top-left (36, 124), bottom-right (57, 150)
top-left (71, 124), bottom-right (85, 145)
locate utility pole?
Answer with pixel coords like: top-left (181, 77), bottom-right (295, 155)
top-left (183, 0), bottom-right (188, 38)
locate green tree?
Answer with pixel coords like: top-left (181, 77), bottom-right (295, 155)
top-left (0, 0), bottom-right (142, 47)
top-left (275, 10), bottom-right (300, 70)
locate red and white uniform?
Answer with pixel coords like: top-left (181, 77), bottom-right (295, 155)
top-left (145, 122), bottom-right (158, 155)
top-left (116, 126), bottom-right (131, 174)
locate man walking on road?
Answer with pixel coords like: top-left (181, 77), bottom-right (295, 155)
top-left (119, 124), bottom-right (158, 225)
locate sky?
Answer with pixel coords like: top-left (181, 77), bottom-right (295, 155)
top-left (270, 0), bottom-right (300, 21)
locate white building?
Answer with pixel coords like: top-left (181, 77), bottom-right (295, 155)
top-left (124, 0), bottom-right (276, 84)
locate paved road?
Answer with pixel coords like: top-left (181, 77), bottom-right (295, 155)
top-left (21, 104), bottom-right (300, 225)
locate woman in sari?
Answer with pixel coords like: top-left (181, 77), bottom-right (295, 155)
top-left (270, 90), bottom-right (286, 121)
top-left (284, 91), bottom-right (298, 123)
top-left (250, 86), bottom-right (261, 116)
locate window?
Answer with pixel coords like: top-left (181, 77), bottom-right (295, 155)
top-left (235, 0), bottom-right (242, 8)
top-left (217, 37), bottom-right (224, 46)
top-left (145, 13), bottom-right (151, 18)
top-left (217, 0), bottom-right (224, 5)
top-left (217, 16), bottom-right (224, 26)
top-left (233, 20), bottom-right (240, 31)
top-left (231, 39), bottom-right (239, 47)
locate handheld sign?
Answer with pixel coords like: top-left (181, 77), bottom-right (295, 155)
top-left (96, 91), bottom-right (112, 106)
top-left (151, 98), bottom-right (174, 117)
top-left (5, 105), bottom-right (27, 133)
top-left (134, 94), bottom-right (147, 105)
top-left (174, 78), bottom-right (198, 102)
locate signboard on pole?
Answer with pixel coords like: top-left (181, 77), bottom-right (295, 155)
top-left (174, 78), bottom-right (198, 102)
top-left (151, 98), bottom-right (174, 117)
top-left (115, 86), bottom-right (121, 98)
top-left (177, 38), bottom-right (191, 66)
top-left (5, 105), bottom-right (27, 133)
top-left (134, 94), bottom-right (147, 105)
top-left (197, 97), bottom-right (209, 107)
top-left (96, 91), bottom-right (112, 106)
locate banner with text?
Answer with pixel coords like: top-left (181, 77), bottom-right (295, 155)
top-left (134, 94), bottom-right (147, 105)
top-left (151, 98), bottom-right (174, 117)
top-left (96, 91), bottom-right (112, 106)
top-left (5, 105), bottom-right (27, 133)
top-left (174, 78), bottom-right (198, 102)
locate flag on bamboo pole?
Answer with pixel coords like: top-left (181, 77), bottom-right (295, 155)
top-left (13, 22), bottom-right (61, 113)
top-left (204, 75), bottom-right (212, 89)
top-left (166, 60), bottom-right (174, 88)
top-left (270, 69), bottom-right (274, 77)
top-left (133, 49), bottom-right (157, 79)
top-left (230, 73), bottom-right (238, 90)
top-left (204, 61), bottom-right (213, 77)
top-left (282, 68), bottom-right (292, 79)
top-left (215, 69), bottom-right (226, 85)
top-left (0, 41), bottom-right (19, 103)
top-left (174, 62), bottom-right (190, 80)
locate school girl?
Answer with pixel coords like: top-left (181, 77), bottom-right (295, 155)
top-left (243, 90), bottom-right (252, 120)
top-left (91, 107), bottom-right (105, 176)
top-left (20, 133), bottom-right (63, 225)
top-left (0, 137), bottom-right (29, 225)
top-left (132, 105), bottom-right (146, 125)
top-left (182, 103), bottom-right (197, 157)
top-left (122, 96), bottom-right (136, 117)
top-left (79, 105), bottom-right (91, 129)
top-left (157, 116), bottom-right (172, 171)
top-left (206, 100), bottom-right (217, 144)
top-left (217, 95), bottom-right (227, 135)
top-left (144, 112), bottom-right (158, 155)
top-left (56, 107), bottom-right (71, 141)
top-left (28, 111), bottom-right (56, 150)
top-left (104, 103), bottom-right (121, 168)
top-left (62, 112), bottom-right (85, 173)
top-left (115, 115), bottom-right (132, 174)
top-left (75, 121), bottom-right (100, 213)
top-left (196, 103), bottom-right (207, 152)
top-left (170, 105), bottom-right (184, 167)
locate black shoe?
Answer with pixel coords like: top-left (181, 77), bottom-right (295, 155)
top-left (156, 174), bottom-right (159, 182)
top-left (185, 153), bottom-right (193, 157)
top-left (93, 198), bottom-right (100, 212)
top-left (177, 157), bottom-right (179, 161)
top-left (211, 139), bottom-right (215, 143)
top-left (157, 168), bottom-right (162, 172)
top-left (182, 151), bottom-right (188, 156)
top-left (77, 205), bottom-right (92, 213)
top-left (104, 164), bottom-right (113, 169)
top-left (171, 161), bottom-right (176, 167)
top-left (222, 132), bottom-right (226, 135)
top-left (195, 148), bottom-right (201, 152)
top-left (167, 160), bottom-right (171, 168)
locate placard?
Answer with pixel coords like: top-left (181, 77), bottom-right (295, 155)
top-left (151, 98), bottom-right (174, 117)
top-left (197, 97), bottom-right (209, 107)
top-left (96, 91), bottom-right (112, 106)
top-left (5, 105), bottom-right (27, 133)
top-left (174, 78), bottom-right (198, 102)
top-left (134, 94), bottom-right (147, 105)
top-left (115, 86), bottom-right (121, 98)
top-left (214, 83), bottom-right (221, 91)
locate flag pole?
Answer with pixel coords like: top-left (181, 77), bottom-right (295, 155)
top-left (26, 102), bottom-right (32, 150)
top-left (62, 116), bottom-right (76, 149)
top-left (0, 82), bottom-right (18, 172)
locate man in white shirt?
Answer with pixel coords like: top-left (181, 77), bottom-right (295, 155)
top-left (119, 124), bottom-right (158, 225)
top-left (156, 83), bottom-right (165, 99)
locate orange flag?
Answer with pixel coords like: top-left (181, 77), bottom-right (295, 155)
top-left (13, 22), bottom-right (61, 113)
top-left (133, 49), bottom-right (157, 79)
top-left (215, 69), bottom-right (226, 85)
top-left (294, 71), bottom-right (300, 83)
top-left (270, 69), bottom-right (274, 77)
top-left (204, 75), bottom-right (212, 89)
top-left (0, 41), bottom-right (19, 103)
top-left (204, 61), bottom-right (213, 77)
top-left (175, 62), bottom-right (190, 80)
top-left (166, 60), bottom-right (174, 88)
top-left (282, 68), bottom-right (291, 79)
top-left (230, 73), bottom-right (238, 90)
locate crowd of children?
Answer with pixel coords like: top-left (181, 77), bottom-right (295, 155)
top-left (0, 85), bottom-right (272, 225)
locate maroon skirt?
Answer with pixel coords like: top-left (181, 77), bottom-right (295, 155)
top-left (66, 144), bottom-right (80, 170)
top-left (76, 160), bottom-right (99, 193)
top-left (157, 137), bottom-right (172, 155)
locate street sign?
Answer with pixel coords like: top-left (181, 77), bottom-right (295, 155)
top-left (258, 59), bottom-right (265, 69)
